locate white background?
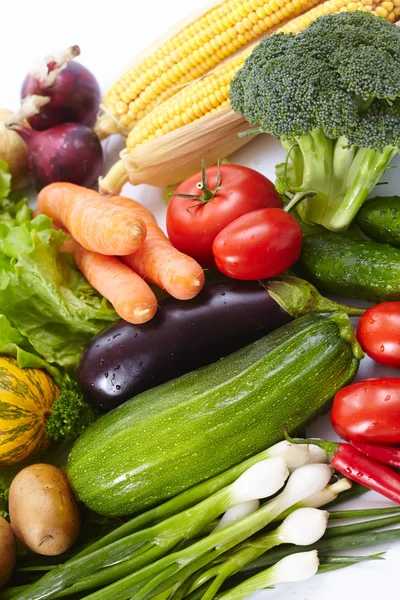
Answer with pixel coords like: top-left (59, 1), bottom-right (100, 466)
top-left (1, 1), bottom-right (400, 598)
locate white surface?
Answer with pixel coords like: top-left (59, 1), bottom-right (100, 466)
top-left (1, 2), bottom-right (400, 598)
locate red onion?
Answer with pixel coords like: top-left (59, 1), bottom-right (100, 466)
top-left (7, 97), bottom-right (103, 190)
top-left (21, 46), bottom-right (101, 131)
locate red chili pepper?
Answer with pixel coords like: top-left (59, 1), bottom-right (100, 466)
top-left (331, 443), bottom-right (400, 504)
top-left (285, 433), bottom-right (400, 504)
top-left (350, 440), bottom-right (400, 468)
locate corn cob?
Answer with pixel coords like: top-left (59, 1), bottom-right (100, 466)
top-left (95, 0), bottom-right (322, 139)
top-left (100, 0), bottom-right (399, 193)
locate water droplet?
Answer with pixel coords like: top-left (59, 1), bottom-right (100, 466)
top-left (90, 383), bottom-right (94, 388)
top-left (133, 332), bottom-right (138, 338)
top-left (107, 338), bottom-right (111, 342)
top-left (345, 467), bottom-right (352, 474)
top-left (385, 395), bottom-right (391, 402)
top-left (116, 365), bottom-right (121, 370)
top-left (357, 472), bottom-right (363, 478)
top-left (95, 344), bottom-right (100, 348)
top-left (369, 316), bottom-right (376, 324)
top-left (104, 372), bottom-right (109, 378)
top-left (380, 344), bottom-right (385, 352)
top-left (100, 359), bottom-right (104, 364)
top-left (116, 385), bottom-right (121, 390)
top-left (221, 291), bottom-right (225, 296)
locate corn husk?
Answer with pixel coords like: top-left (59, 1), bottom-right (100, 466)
top-left (99, 106), bottom-right (251, 192)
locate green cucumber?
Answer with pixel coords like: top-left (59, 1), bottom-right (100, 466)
top-left (357, 196), bottom-right (400, 247)
top-left (299, 232), bottom-right (400, 302)
top-left (67, 313), bottom-right (361, 517)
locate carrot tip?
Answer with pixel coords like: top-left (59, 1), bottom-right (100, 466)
top-left (131, 224), bottom-right (145, 239)
top-left (134, 307), bottom-right (153, 318)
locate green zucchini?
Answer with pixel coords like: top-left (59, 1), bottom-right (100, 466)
top-left (299, 232), bottom-right (400, 302)
top-left (357, 196), bottom-right (400, 248)
top-left (67, 313), bottom-right (361, 517)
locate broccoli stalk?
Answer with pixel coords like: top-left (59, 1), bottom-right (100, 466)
top-left (277, 133), bottom-right (397, 230)
top-left (230, 12), bottom-right (400, 232)
top-left (45, 377), bottom-right (97, 443)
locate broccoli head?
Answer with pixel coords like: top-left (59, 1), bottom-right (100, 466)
top-left (230, 11), bottom-right (400, 231)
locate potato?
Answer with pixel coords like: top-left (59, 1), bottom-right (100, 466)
top-left (0, 516), bottom-right (16, 588)
top-left (9, 464), bottom-right (80, 556)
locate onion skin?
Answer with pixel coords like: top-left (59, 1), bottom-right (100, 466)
top-left (9, 123), bottom-right (103, 190)
top-left (0, 109), bottom-right (30, 189)
top-left (21, 61), bottom-right (101, 131)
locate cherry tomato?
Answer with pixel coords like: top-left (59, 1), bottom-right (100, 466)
top-left (331, 378), bottom-right (400, 444)
top-left (166, 164), bottom-right (281, 267)
top-left (357, 302), bottom-right (400, 369)
top-left (212, 208), bottom-right (302, 280)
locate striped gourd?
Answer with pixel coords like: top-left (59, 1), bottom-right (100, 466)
top-left (0, 357), bottom-right (59, 465)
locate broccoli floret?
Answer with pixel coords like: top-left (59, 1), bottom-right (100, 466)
top-left (0, 487), bottom-right (8, 519)
top-left (230, 11), bottom-right (400, 231)
top-left (45, 377), bottom-right (97, 442)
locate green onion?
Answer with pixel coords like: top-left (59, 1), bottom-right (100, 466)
top-left (325, 513), bottom-right (400, 538)
top-left (241, 528), bottom-right (400, 573)
top-left (329, 506), bottom-right (400, 520)
top-left (182, 508), bottom-right (328, 600)
top-left (59, 465), bottom-right (332, 600)
top-left (215, 551), bottom-right (319, 600)
top-left (214, 500), bottom-right (260, 532)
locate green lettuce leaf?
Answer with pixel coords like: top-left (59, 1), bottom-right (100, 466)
top-left (0, 163), bottom-right (118, 372)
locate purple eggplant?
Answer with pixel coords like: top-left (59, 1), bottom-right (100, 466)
top-left (78, 276), bottom-right (364, 413)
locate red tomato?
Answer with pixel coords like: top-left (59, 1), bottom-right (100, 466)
top-left (357, 302), bottom-right (400, 369)
top-left (212, 208), bottom-right (302, 280)
top-left (166, 164), bottom-right (281, 267)
top-left (331, 378), bottom-right (400, 444)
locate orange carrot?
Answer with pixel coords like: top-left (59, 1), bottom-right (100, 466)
top-left (37, 183), bottom-right (147, 256)
top-left (108, 196), bottom-right (205, 300)
top-left (63, 238), bottom-right (158, 324)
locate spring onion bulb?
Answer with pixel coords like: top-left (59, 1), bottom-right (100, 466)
top-left (230, 458), bottom-right (289, 503)
top-left (218, 551), bottom-right (319, 600)
top-left (265, 441), bottom-right (310, 469)
top-left (307, 444), bottom-right (328, 464)
top-left (214, 501), bottom-right (260, 532)
top-left (277, 508), bottom-right (329, 545)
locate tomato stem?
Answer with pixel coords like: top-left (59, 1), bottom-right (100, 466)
top-left (169, 160), bottom-right (223, 211)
